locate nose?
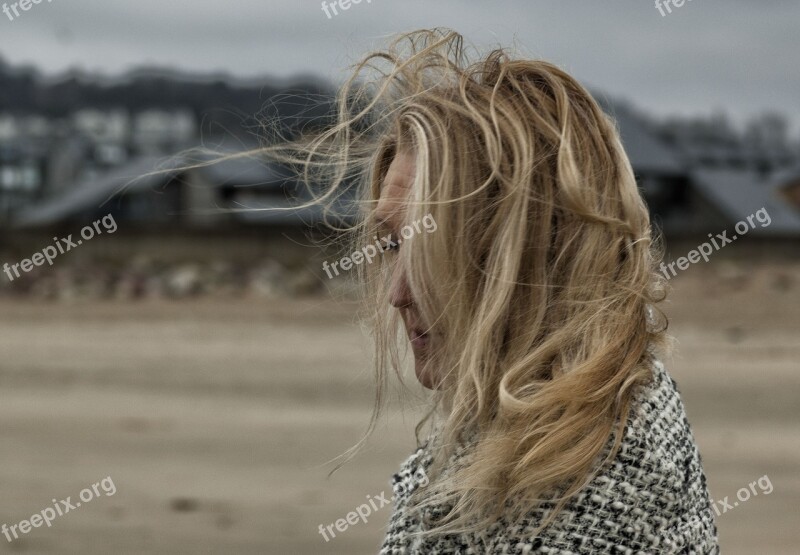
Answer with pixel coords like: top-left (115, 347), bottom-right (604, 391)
top-left (389, 267), bottom-right (413, 308)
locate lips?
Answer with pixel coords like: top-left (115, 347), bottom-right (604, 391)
top-left (409, 327), bottom-right (430, 350)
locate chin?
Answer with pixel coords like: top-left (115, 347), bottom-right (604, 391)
top-left (414, 358), bottom-right (437, 390)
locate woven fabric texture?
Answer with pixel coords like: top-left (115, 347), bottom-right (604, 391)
top-left (380, 361), bottom-right (719, 554)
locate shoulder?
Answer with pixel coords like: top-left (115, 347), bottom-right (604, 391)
top-left (382, 361), bottom-right (720, 554)
top-left (532, 360), bottom-right (719, 553)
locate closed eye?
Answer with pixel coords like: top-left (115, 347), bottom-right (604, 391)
top-left (383, 238), bottom-right (399, 252)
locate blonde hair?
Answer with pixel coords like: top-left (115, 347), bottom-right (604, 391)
top-left (183, 28), bottom-right (669, 541)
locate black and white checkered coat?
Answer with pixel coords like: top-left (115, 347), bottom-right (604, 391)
top-left (380, 361), bottom-right (719, 554)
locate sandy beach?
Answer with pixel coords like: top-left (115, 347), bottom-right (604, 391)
top-left (0, 258), bottom-right (797, 554)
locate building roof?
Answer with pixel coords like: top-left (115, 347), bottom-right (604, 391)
top-left (691, 168), bottom-right (800, 236)
top-left (770, 162), bottom-right (800, 189)
top-left (195, 152), bottom-right (295, 188)
top-left (13, 155), bottom-right (181, 227)
top-left (597, 98), bottom-right (686, 176)
top-left (11, 151), bottom-right (357, 228)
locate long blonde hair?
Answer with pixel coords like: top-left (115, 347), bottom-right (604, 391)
top-left (183, 28), bottom-right (669, 541)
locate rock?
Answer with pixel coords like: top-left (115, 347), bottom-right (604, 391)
top-left (248, 259), bottom-right (287, 298)
top-left (165, 265), bottom-right (202, 298)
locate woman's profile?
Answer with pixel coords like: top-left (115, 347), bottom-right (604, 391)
top-left (215, 28), bottom-right (719, 554)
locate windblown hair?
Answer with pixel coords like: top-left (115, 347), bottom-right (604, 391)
top-left (187, 28), bottom-right (670, 541)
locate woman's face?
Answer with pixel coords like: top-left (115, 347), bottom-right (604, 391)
top-left (375, 150), bottom-right (437, 389)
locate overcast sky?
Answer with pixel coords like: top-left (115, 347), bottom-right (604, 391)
top-left (1, 0), bottom-right (798, 134)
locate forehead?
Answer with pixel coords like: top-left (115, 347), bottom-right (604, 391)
top-left (375, 150), bottom-right (417, 225)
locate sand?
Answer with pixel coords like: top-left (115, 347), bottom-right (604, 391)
top-left (0, 260), bottom-right (797, 554)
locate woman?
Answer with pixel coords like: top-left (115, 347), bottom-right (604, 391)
top-left (360, 31), bottom-right (718, 554)
top-left (227, 28), bottom-right (719, 553)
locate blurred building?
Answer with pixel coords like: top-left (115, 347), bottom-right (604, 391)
top-left (0, 131), bottom-right (46, 219)
top-left (1, 80), bottom-right (798, 241)
top-left (599, 100), bottom-right (800, 239)
top-left (11, 149), bottom-right (357, 231)
top-left (0, 107), bottom-right (199, 224)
